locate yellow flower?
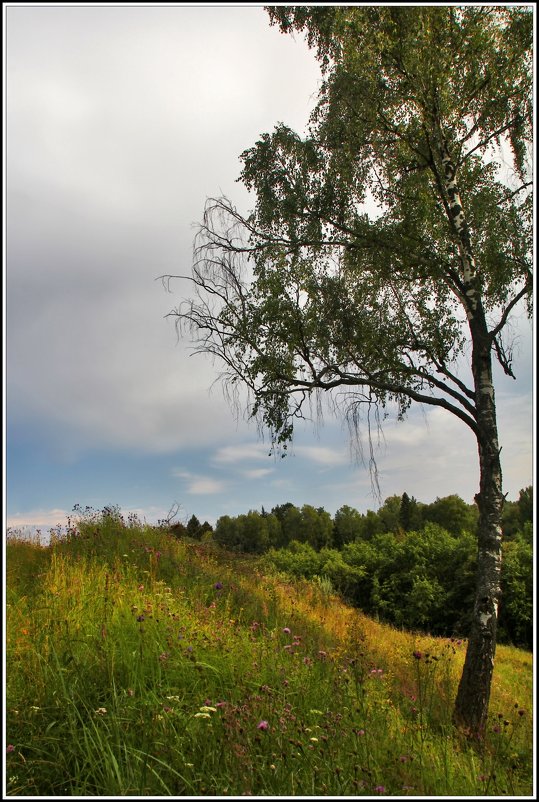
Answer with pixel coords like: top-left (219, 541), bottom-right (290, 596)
top-left (194, 712), bottom-right (211, 719)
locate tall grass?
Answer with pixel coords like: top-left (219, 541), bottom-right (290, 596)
top-left (6, 514), bottom-right (533, 796)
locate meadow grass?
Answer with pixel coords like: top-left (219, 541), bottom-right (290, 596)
top-left (6, 516), bottom-right (533, 796)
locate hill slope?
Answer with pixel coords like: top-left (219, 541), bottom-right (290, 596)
top-left (6, 514), bottom-right (533, 796)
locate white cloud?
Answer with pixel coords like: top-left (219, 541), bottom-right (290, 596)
top-left (212, 443), bottom-right (272, 464)
top-left (172, 469), bottom-right (226, 496)
top-left (293, 445), bottom-right (349, 468)
top-left (6, 508), bottom-right (69, 529)
top-left (241, 468), bottom-right (275, 480)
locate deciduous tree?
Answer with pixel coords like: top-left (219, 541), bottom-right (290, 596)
top-left (165, 6), bottom-right (532, 736)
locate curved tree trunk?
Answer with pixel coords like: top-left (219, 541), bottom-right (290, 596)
top-left (453, 316), bottom-right (504, 737)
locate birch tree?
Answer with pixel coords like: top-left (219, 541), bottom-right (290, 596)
top-left (165, 6), bottom-right (532, 736)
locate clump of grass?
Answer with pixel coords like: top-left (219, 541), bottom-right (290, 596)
top-left (6, 511), bottom-right (533, 796)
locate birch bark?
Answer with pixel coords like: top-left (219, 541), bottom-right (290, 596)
top-left (437, 135), bottom-right (504, 735)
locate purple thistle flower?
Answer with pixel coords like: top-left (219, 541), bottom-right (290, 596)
top-left (257, 720), bottom-right (269, 731)
top-left (214, 582), bottom-right (223, 590)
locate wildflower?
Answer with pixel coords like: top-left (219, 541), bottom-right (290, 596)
top-left (399, 755), bottom-right (409, 763)
top-left (159, 652), bottom-right (169, 662)
top-left (374, 786), bottom-right (386, 794)
top-left (355, 729), bottom-right (365, 736)
top-left (194, 712), bottom-right (211, 719)
top-left (7, 744), bottom-right (15, 754)
top-left (127, 688), bottom-right (135, 697)
top-left (310, 737), bottom-right (319, 743)
top-left (136, 614), bottom-right (145, 622)
top-left (310, 709), bottom-right (323, 715)
top-left (214, 582), bottom-right (223, 590)
top-left (518, 709), bottom-right (525, 717)
top-left (199, 705), bottom-right (217, 713)
top-left (94, 708), bottom-right (107, 715)
top-left (282, 627), bottom-right (291, 634)
top-left (318, 650), bottom-right (327, 659)
top-left (413, 650), bottom-right (422, 660)
top-left (163, 706), bottom-right (173, 713)
top-left (257, 720), bottom-right (269, 730)
top-left (138, 584), bottom-right (144, 591)
top-left (493, 725), bottom-right (501, 733)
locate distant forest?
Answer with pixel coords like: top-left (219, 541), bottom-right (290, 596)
top-left (177, 488), bottom-right (533, 650)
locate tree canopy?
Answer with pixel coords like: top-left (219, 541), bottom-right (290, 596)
top-left (176, 6), bottom-right (531, 462)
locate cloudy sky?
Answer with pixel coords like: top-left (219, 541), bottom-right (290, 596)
top-left (4, 4), bottom-right (534, 534)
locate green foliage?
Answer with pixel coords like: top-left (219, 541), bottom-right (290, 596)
top-left (266, 518), bottom-right (531, 649)
top-left (422, 495), bottom-right (478, 536)
top-left (297, 504), bottom-right (333, 549)
top-left (498, 533), bottom-right (533, 648)
top-left (333, 504), bottom-right (363, 546)
top-left (517, 486), bottom-right (533, 527)
top-left (377, 495), bottom-right (402, 534)
top-left (186, 514), bottom-right (202, 539)
top-left (196, 487), bottom-right (531, 648)
top-left (215, 510), bottom-right (270, 554)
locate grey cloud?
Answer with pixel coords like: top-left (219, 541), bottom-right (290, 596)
top-left (7, 6), bottom-right (320, 459)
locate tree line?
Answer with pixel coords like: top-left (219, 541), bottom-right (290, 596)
top-left (178, 487), bottom-right (532, 650)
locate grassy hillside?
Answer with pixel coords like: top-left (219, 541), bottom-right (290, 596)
top-left (6, 514), bottom-right (533, 796)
